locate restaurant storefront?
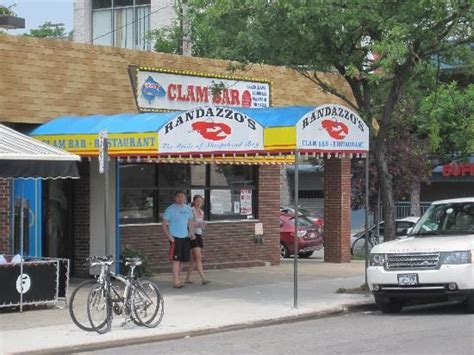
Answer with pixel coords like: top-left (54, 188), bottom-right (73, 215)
top-left (0, 35), bottom-right (361, 277)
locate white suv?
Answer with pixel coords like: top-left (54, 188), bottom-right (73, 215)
top-left (368, 198), bottom-right (474, 313)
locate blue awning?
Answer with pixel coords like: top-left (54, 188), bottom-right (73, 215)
top-left (31, 106), bottom-right (314, 136)
top-left (31, 104), bottom-right (369, 160)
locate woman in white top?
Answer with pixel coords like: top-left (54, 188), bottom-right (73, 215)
top-left (185, 195), bottom-right (210, 285)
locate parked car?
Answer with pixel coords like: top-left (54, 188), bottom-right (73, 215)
top-left (279, 213), bottom-right (323, 259)
top-left (280, 206), bottom-right (325, 229)
top-left (351, 216), bottom-right (420, 248)
top-left (368, 198), bottom-right (474, 313)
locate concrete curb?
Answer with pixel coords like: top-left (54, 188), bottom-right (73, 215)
top-left (17, 302), bottom-right (376, 355)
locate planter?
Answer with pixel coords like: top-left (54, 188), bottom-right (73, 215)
top-left (0, 15), bottom-right (25, 29)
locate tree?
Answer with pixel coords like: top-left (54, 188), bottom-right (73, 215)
top-left (153, 0), bottom-right (472, 240)
top-left (0, 5), bottom-right (15, 16)
top-left (24, 21), bottom-right (69, 39)
top-left (419, 83), bottom-right (474, 161)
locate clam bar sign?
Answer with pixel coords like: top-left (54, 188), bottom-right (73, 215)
top-left (158, 107), bottom-right (264, 154)
top-left (136, 69), bottom-right (271, 112)
top-left (296, 104), bottom-right (369, 153)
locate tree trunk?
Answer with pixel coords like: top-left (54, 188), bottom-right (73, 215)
top-left (410, 182), bottom-right (421, 217)
top-left (374, 143), bottom-right (396, 241)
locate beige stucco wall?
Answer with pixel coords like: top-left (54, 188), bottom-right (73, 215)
top-left (0, 34), bottom-right (353, 124)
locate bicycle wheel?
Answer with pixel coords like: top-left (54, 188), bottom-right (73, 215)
top-left (131, 279), bottom-right (164, 328)
top-left (69, 280), bottom-right (96, 331)
top-left (87, 284), bottom-right (113, 334)
top-left (352, 236), bottom-right (374, 258)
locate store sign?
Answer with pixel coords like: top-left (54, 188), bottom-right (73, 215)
top-left (158, 107), bottom-right (264, 154)
top-left (98, 131), bottom-right (108, 174)
top-left (443, 163), bottom-right (474, 177)
top-left (34, 132), bottom-right (158, 155)
top-left (136, 68), bottom-right (271, 111)
top-left (296, 104), bottom-right (369, 153)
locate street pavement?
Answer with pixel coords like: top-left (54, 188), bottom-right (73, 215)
top-left (0, 251), bottom-right (372, 354)
top-left (87, 303), bottom-right (474, 355)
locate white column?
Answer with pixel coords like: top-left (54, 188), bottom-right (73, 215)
top-left (150, 0), bottom-right (176, 30)
top-left (73, 0), bottom-right (92, 44)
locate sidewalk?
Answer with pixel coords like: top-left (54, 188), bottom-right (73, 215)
top-left (0, 255), bottom-right (374, 354)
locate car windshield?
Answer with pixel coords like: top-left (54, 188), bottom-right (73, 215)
top-left (411, 202), bottom-right (474, 236)
top-left (288, 216), bottom-right (314, 228)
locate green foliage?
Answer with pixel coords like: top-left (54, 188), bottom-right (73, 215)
top-left (0, 3), bottom-right (16, 16)
top-left (149, 25), bottom-right (183, 54)
top-left (120, 246), bottom-right (153, 277)
top-left (419, 83), bottom-right (474, 161)
top-left (24, 21), bottom-right (68, 38)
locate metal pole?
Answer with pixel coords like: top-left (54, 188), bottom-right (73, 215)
top-left (104, 138), bottom-right (109, 256)
top-left (20, 196), bottom-right (24, 313)
top-left (364, 155), bottom-right (370, 287)
top-left (293, 149), bottom-right (299, 309)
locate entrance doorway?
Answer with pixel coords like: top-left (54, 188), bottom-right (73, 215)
top-left (42, 180), bottom-right (74, 263)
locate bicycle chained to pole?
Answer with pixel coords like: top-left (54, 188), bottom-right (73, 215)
top-left (69, 255), bottom-right (164, 334)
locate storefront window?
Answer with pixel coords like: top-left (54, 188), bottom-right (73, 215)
top-left (120, 164), bottom-right (157, 223)
top-left (119, 163), bottom-right (258, 224)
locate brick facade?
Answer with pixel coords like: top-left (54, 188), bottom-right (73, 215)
top-left (121, 165), bottom-right (281, 272)
top-left (323, 157), bottom-right (351, 263)
top-left (0, 180), bottom-right (10, 254)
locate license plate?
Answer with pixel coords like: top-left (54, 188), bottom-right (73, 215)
top-left (397, 273), bottom-right (418, 286)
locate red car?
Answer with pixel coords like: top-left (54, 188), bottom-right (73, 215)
top-left (280, 207), bottom-right (324, 233)
top-left (280, 213), bottom-right (324, 259)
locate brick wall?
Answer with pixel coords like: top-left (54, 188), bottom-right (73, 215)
top-left (0, 180), bottom-right (10, 254)
top-left (323, 157), bottom-right (351, 263)
top-left (72, 161), bottom-right (90, 277)
top-left (121, 165), bottom-right (281, 272)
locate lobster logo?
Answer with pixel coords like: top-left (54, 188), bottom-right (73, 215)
top-left (321, 119), bottom-right (348, 140)
top-left (191, 121), bottom-right (232, 141)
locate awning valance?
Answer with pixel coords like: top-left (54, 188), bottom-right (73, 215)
top-left (0, 124), bottom-right (80, 179)
top-left (31, 104), bottom-right (369, 164)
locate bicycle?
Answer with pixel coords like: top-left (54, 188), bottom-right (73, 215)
top-left (351, 232), bottom-right (380, 258)
top-left (69, 256), bottom-right (164, 334)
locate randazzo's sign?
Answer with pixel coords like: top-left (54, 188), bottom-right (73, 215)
top-left (158, 107), bottom-right (264, 154)
top-left (296, 104), bottom-right (369, 154)
top-left (136, 68), bottom-right (271, 112)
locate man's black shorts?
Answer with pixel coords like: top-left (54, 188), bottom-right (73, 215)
top-left (190, 234), bottom-right (204, 249)
top-left (169, 237), bottom-right (190, 262)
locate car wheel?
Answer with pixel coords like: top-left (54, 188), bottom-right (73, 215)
top-left (298, 251), bottom-right (313, 258)
top-left (280, 243), bottom-right (289, 259)
top-left (375, 295), bottom-right (404, 313)
top-left (463, 294), bottom-right (474, 313)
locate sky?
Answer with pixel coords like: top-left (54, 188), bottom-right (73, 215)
top-left (2, 0), bottom-right (73, 35)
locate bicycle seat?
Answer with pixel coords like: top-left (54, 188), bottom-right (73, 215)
top-left (125, 257), bottom-right (142, 266)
